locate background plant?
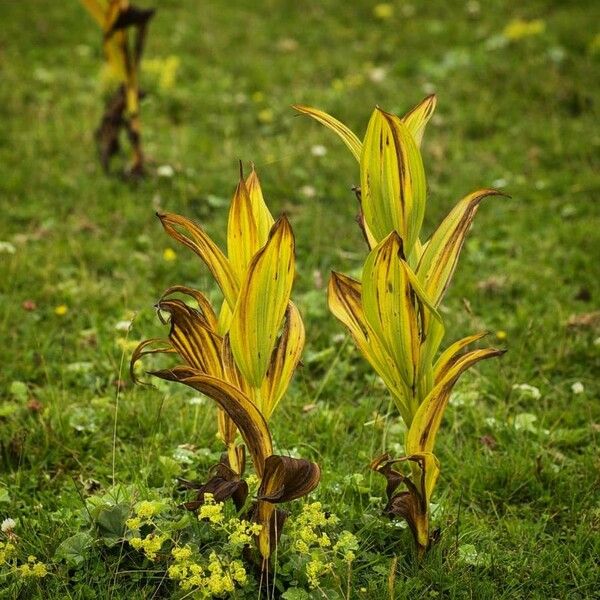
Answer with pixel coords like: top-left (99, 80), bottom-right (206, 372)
top-left (80, 0), bottom-right (155, 175)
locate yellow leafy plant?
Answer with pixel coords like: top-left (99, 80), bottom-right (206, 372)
top-left (80, 0), bottom-right (154, 175)
top-left (132, 168), bottom-right (320, 570)
top-left (295, 97), bottom-right (505, 554)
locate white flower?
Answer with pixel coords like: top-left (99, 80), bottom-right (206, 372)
top-left (157, 164), bottom-right (174, 178)
top-left (300, 185), bottom-right (316, 198)
top-left (512, 383), bottom-right (541, 400)
top-left (571, 381), bottom-right (584, 394)
top-left (310, 145), bottom-right (327, 157)
top-left (114, 320), bottom-right (133, 332)
top-left (1, 518), bottom-right (16, 533)
top-left (368, 67), bottom-right (387, 83)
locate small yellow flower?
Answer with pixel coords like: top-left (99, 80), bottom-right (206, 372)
top-left (258, 108), bottom-right (274, 124)
top-left (130, 537), bottom-right (143, 550)
top-left (125, 517), bottom-right (141, 530)
top-left (503, 18), bottom-right (545, 41)
top-left (496, 330), bottom-right (507, 341)
top-left (172, 546), bottom-right (192, 562)
top-left (31, 562), bottom-right (48, 578)
top-left (373, 3), bottom-right (394, 20)
top-left (54, 304), bottom-right (68, 316)
top-left (163, 248), bottom-right (177, 262)
top-left (135, 500), bottom-right (162, 519)
top-left (198, 501), bottom-right (224, 524)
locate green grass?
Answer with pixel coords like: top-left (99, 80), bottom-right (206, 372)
top-left (1, 0), bottom-right (599, 598)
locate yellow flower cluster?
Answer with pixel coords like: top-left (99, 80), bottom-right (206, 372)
top-left (168, 546), bottom-right (248, 597)
top-left (227, 518), bottom-right (262, 548)
top-left (306, 557), bottom-right (333, 588)
top-left (129, 533), bottom-right (168, 561)
top-left (1, 544), bottom-right (48, 579)
top-left (198, 494), bottom-right (225, 524)
top-left (287, 502), bottom-right (358, 587)
top-left (135, 500), bottom-right (163, 519)
top-left (333, 530), bottom-right (358, 562)
top-left (0, 541), bottom-right (15, 565)
top-left (17, 555), bottom-right (48, 578)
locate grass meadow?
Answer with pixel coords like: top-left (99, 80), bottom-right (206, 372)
top-left (0, 0), bottom-right (599, 598)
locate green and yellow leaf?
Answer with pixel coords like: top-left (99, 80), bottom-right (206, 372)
top-left (417, 189), bottom-right (505, 307)
top-left (227, 178), bottom-right (260, 280)
top-left (245, 167), bottom-right (275, 247)
top-left (158, 297), bottom-right (224, 380)
top-left (292, 104), bottom-right (362, 162)
top-left (152, 367), bottom-right (273, 477)
top-left (229, 216), bottom-right (295, 387)
top-left (433, 331), bottom-right (488, 383)
top-left (260, 302), bottom-right (305, 418)
top-left (158, 212), bottom-right (239, 308)
top-left (361, 232), bottom-right (421, 390)
top-left (360, 108), bottom-right (426, 252)
top-left (406, 347), bottom-right (506, 457)
top-left (402, 95), bottom-right (437, 148)
top-left (328, 271), bottom-right (411, 420)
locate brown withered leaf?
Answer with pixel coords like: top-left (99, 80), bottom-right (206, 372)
top-left (180, 451), bottom-right (248, 512)
top-left (257, 455), bottom-right (321, 503)
top-left (371, 453), bottom-right (432, 554)
top-left (109, 5), bottom-right (155, 33)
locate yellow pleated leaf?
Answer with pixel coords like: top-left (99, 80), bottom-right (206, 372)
top-left (217, 300), bottom-right (233, 336)
top-left (152, 368), bottom-right (273, 477)
top-left (80, 0), bottom-right (106, 26)
top-left (220, 334), bottom-right (251, 395)
top-left (158, 298), bottom-right (224, 380)
top-left (360, 108), bottom-right (426, 252)
top-left (406, 347), bottom-right (505, 456)
top-left (158, 212), bottom-right (239, 309)
top-left (402, 95), bottom-right (437, 147)
top-left (159, 285), bottom-right (219, 331)
top-left (417, 189), bottom-right (505, 307)
top-left (361, 231), bottom-right (421, 390)
top-left (260, 302), bottom-right (305, 419)
top-left (433, 331), bottom-right (488, 383)
top-left (227, 178), bottom-right (260, 280)
top-left (328, 271), bottom-right (411, 420)
top-left (229, 216), bottom-right (295, 387)
top-left (293, 104), bottom-right (362, 162)
top-left (245, 168), bottom-right (275, 247)
top-left (129, 337), bottom-right (176, 384)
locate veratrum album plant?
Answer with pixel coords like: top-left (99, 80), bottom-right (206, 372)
top-left (80, 0), bottom-right (154, 175)
top-left (295, 97), bottom-right (505, 554)
top-left (132, 168), bottom-right (320, 572)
